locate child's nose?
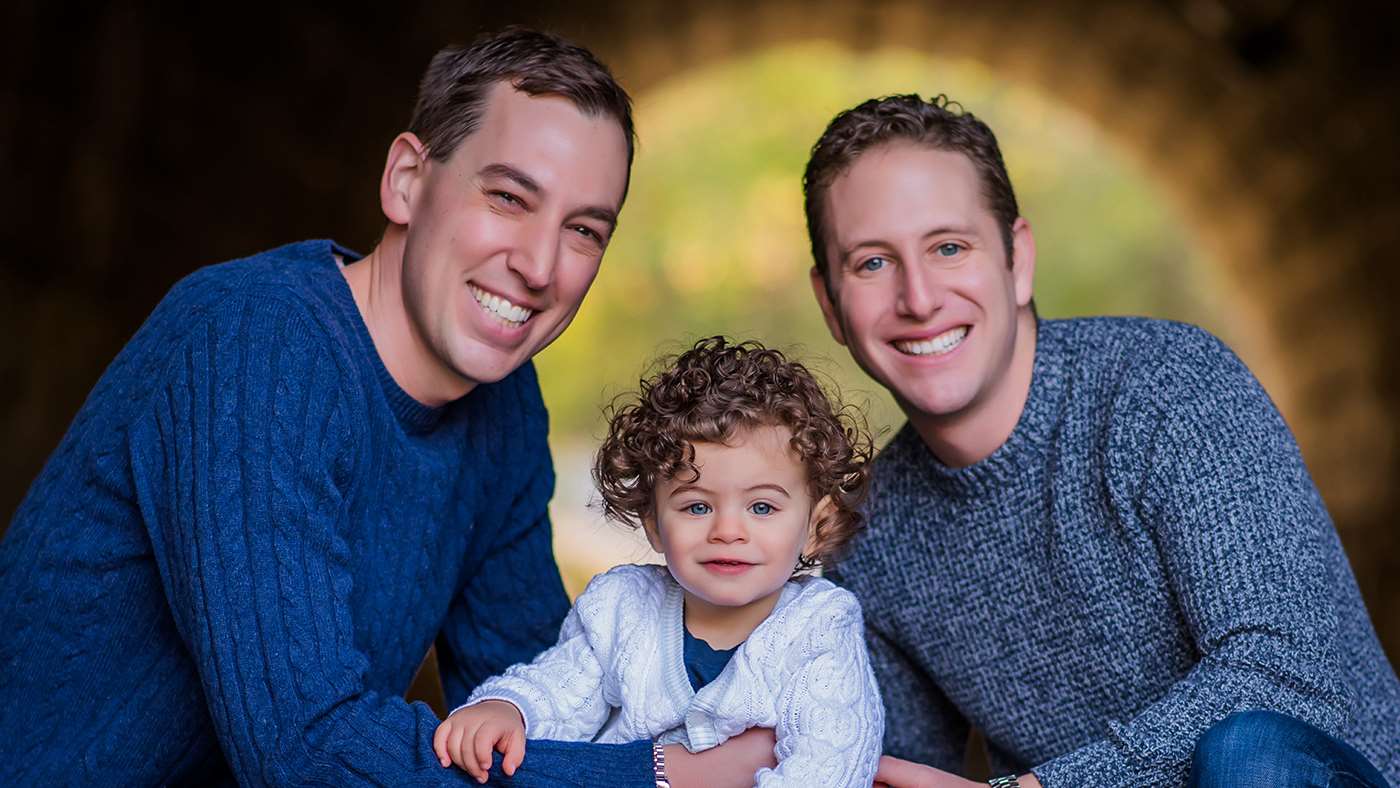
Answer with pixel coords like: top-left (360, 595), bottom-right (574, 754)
top-left (708, 511), bottom-right (748, 543)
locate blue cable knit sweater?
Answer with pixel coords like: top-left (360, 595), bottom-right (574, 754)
top-left (829, 317), bottom-right (1400, 787)
top-left (0, 240), bottom-right (652, 786)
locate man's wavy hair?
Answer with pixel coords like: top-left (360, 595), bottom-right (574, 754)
top-left (594, 337), bottom-right (873, 569)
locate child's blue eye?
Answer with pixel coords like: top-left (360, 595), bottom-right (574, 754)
top-left (750, 502), bottom-right (775, 516)
top-left (684, 502), bottom-right (712, 516)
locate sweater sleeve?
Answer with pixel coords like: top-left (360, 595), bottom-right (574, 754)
top-left (470, 567), bottom-right (658, 787)
top-left (128, 300), bottom-right (469, 785)
top-left (436, 439), bottom-right (571, 708)
top-left (825, 565), bottom-right (968, 771)
top-left (865, 625), bottom-right (968, 770)
top-left (1032, 329), bottom-right (1350, 787)
top-left (460, 589), bottom-right (611, 739)
top-left (753, 587), bottom-right (884, 787)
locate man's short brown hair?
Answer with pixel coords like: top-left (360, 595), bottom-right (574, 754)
top-left (408, 27), bottom-right (636, 194)
top-left (803, 94), bottom-right (1019, 277)
top-left (594, 337), bottom-right (873, 569)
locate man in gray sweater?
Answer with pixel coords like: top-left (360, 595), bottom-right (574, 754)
top-left (805, 94), bottom-right (1399, 787)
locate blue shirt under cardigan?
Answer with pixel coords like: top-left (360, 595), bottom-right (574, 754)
top-left (0, 240), bottom-right (653, 786)
top-left (684, 628), bottom-right (739, 692)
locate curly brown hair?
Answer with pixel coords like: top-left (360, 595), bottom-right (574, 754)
top-left (593, 337), bottom-right (872, 568)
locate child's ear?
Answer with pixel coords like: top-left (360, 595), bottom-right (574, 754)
top-left (803, 495), bottom-right (836, 561)
top-left (642, 513), bottom-right (664, 554)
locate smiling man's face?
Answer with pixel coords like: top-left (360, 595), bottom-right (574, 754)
top-left (399, 82), bottom-right (629, 390)
top-left (812, 142), bottom-right (1035, 429)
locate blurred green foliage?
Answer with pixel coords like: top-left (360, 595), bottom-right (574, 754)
top-left (535, 42), bottom-right (1228, 447)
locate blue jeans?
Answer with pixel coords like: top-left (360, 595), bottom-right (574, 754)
top-left (1189, 710), bottom-right (1390, 787)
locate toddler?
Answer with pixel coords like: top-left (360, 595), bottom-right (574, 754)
top-left (434, 337), bottom-right (883, 785)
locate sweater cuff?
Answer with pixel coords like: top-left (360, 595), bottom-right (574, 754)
top-left (1031, 739), bottom-right (1148, 788)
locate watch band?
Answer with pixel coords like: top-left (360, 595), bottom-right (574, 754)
top-left (988, 777), bottom-right (1019, 788)
top-left (651, 741), bottom-right (671, 788)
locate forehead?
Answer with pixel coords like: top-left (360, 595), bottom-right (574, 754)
top-left (680, 425), bottom-right (806, 480)
top-left (824, 143), bottom-right (992, 244)
top-left (449, 82), bottom-right (629, 207)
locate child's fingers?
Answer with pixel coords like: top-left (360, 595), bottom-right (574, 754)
top-left (451, 725), bottom-right (481, 780)
top-left (432, 722), bottom-right (451, 767)
top-left (473, 726), bottom-right (499, 782)
top-left (502, 728), bottom-right (526, 776)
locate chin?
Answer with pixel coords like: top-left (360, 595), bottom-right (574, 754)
top-left (452, 347), bottom-right (522, 385)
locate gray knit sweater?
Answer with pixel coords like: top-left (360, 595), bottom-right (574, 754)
top-left (828, 317), bottom-right (1400, 787)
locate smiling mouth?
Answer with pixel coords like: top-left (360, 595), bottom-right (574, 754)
top-left (702, 560), bottom-right (756, 575)
top-left (894, 326), bottom-right (969, 357)
top-left (470, 284), bottom-right (536, 329)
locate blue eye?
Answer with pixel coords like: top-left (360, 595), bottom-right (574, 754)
top-left (859, 256), bottom-right (887, 272)
top-left (684, 502), bottom-right (712, 516)
top-left (935, 242), bottom-right (962, 257)
top-left (750, 502), bottom-right (775, 516)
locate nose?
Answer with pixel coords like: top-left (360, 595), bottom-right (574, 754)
top-left (896, 261), bottom-right (943, 321)
top-left (707, 509), bottom-right (748, 544)
top-left (507, 221), bottom-right (560, 291)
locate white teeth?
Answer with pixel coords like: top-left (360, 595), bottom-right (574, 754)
top-left (895, 326), bottom-right (968, 356)
top-left (470, 285), bottom-right (534, 327)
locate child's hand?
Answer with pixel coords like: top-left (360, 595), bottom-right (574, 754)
top-left (433, 700), bottom-right (526, 782)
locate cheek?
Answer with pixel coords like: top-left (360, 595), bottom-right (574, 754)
top-left (558, 255), bottom-right (602, 300)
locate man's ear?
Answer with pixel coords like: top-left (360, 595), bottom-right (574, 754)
top-left (1009, 216), bottom-right (1037, 308)
top-left (809, 267), bottom-right (847, 347)
top-left (803, 494), bottom-right (837, 561)
top-left (641, 512), bottom-right (664, 555)
top-left (379, 132), bottom-right (429, 226)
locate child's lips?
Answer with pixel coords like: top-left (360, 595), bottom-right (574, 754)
top-left (702, 559), bottom-right (756, 575)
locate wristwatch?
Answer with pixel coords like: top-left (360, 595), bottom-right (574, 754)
top-left (988, 777), bottom-right (1019, 788)
top-left (651, 742), bottom-right (671, 788)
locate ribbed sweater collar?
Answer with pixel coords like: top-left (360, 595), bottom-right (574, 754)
top-left (312, 239), bottom-right (447, 434)
top-left (903, 318), bottom-right (1067, 498)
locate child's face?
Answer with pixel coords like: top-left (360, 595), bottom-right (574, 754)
top-left (644, 424), bottom-right (826, 623)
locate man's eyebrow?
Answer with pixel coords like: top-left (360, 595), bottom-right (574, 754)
top-left (478, 163), bottom-right (541, 195)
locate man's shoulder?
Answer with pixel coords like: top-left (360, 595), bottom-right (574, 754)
top-left (1045, 316), bottom-right (1247, 408)
top-left (144, 239), bottom-right (366, 367)
top-left (171, 239), bottom-right (349, 314)
top-left (865, 425), bottom-right (936, 508)
top-left (1045, 316), bottom-right (1229, 368)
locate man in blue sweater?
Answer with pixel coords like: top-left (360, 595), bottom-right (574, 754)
top-left (0, 28), bottom-right (768, 787)
top-left (806, 95), bottom-right (1399, 787)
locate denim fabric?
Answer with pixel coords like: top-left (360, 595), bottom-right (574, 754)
top-left (1190, 710), bottom-right (1391, 787)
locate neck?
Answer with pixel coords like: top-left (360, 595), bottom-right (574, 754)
top-left (341, 227), bottom-right (473, 407)
top-left (910, 309), bottom-right (1038, 467)
top-left (682, 588), bottom-right (783, 650)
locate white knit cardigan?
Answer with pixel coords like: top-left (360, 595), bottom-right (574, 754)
top-left (462, 563), bottom-right (883, 786)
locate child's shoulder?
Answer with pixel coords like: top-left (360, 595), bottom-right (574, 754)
top-left (575, 563), bottom-right (671, 608)
top-left (742, 576), bottom-right (866, 661)
top-left (777, 575), bottom-right (864, 625)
